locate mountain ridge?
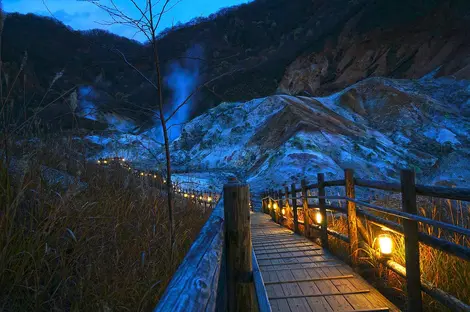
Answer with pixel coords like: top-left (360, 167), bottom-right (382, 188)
top-left (3, 0), bottom-right (469, 132)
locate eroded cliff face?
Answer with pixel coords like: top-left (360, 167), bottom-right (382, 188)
top-left (156, 76), bottom-right (470, 193)
top-left (279, 1), bottom-right (470, 96)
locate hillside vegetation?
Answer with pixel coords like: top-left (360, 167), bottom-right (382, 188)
top-left (3, 0), bottom-right (470, 132)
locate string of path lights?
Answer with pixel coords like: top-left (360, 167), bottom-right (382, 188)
top-left (96, 156), bottom-right (220, 203)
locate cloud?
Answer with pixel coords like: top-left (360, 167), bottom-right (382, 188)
top-left (52, 9), bottom-right (91, 23)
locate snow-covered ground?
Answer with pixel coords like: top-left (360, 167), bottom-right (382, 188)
top-left (83, 76), bottom-right (470, 195)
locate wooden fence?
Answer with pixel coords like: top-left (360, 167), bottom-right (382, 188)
top-left (173, 188), bottom-right (219, 210)
top-left (155, 178), bottom-right (270, 312)
top-left (262, 169), bottom-right (470, 312)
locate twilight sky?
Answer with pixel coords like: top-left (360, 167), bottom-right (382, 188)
top-left (3, 0), bottom-right (252, 42)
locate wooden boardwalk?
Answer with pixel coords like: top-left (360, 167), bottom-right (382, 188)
top-left (251, 213), bottom-right (400, 312)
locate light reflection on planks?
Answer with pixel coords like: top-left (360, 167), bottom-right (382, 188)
top-left (251, 213), bottom-right (400, 312)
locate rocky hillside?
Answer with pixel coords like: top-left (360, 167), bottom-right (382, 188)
top-left (160, 76), bottom-right (470, 193)
top-left (279, 0), bottom-right (470, 96)
top-left (3, 0), bottom-right (470, 132)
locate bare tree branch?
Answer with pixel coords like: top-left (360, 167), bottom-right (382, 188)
top-left (111, 48), bottom-right (158, 90)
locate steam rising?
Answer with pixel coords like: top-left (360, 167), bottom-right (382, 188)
top-left (164, 44), bottom-right (204, 141)
top-left (78, 86), bottom-right (98, 121)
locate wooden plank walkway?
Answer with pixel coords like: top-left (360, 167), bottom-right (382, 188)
top-left (251, 213), bottom-right (400, 312)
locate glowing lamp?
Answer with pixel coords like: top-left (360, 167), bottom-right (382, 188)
top-left (378, 233), bottom-right (393, 257)
top-left (315, 211), bottom-right (322, 224)
top-left (191, 194), bottom-right (195, 198)
top-left (122, 158), bottom-right (126, 162)
top-left (268, 202), bottom-right (272, 209)
top-left (273, 202), bottom-right (279, 211)
top-left (208, 197), bottom-right (212, 202)
top-left (97, 160), bottom-right (101, 164)
top-left (103, 160), bottom-right (108, 164)
top-left (199, 196), bottom-right (203, 200)
top-left (153, 175), bottom-right (157, 178)
top-left (282, 208), bottom-right (286, 215)
top-left (140, 172), bottom-right (144, 176)
top-left (184, 193), bottom-right (189, 198)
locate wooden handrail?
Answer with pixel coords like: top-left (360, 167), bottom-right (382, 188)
top-left (263, 168), bottom-right (470, 311)
top-left (355, 178), bottom-right (401, 192)
top-left (416, 184), bottom-right (470, 201)
top-left (357, 209), bottom-right (470, 262)
top-left (251, 249), bottom-right (272, 312)
top-left (158, 179), bottom-right (269, 311)
top-left (155, 197), bottom-right (225, 312)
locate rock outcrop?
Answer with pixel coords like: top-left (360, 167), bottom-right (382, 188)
top-left (163, 76), bottom-right (470, 192)
top-left (279, 1), bottom-right (470, 96)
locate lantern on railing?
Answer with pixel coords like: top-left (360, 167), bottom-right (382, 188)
top-left (273, 202), bottom-right (279, 211)
top-left (140, 172), bottom-right (144, 176)
top-left (97, 160), bottom-right (101, 164)
top-left (281, 208), bottom-right (286, 216)
top-left (208, 197), bottom-right (213, 202)
top-left (103, 160), bottom-right (108, 164)
top-left (184, 193), bottom-right (189, 198)
top-left (315, 211), bottom-right (322, 224)
top-left (377, 230), bottom-right (393, 257)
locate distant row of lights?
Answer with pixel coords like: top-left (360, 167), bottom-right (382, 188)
top-left (176, 188), bottom-right (214, 202)
top-left (96, 156), bottom-right (218, 203)
top-left (96, 157), bottom-right (166, 182)
top-left (267, 199), bottom-right (393, 257)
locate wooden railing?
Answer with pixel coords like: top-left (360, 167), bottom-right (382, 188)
top-left (173, 188), bottom-right (220, 210)
top-left (262, 169), bottom-right (470, 312)
top-left (155, 178), bottom-right (270, 312)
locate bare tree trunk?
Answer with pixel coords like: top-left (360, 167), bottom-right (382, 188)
top-left (149, 2), bottom-right (175, 255)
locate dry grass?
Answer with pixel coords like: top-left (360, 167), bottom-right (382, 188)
top-left (0, 150), bottom-right (211, 311)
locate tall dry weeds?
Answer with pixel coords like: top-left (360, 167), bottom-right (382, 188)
top-left (0, 150), bottom-right (211, 311)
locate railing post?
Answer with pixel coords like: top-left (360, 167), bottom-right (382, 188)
top-left (300, 180), bottom-right (309, 237)
top-left (284, 186), bottom-right (290, 210)
top-left (345, 169), bottom-right (359, 267)
top-left (224, 177), bottom-right (254, 312)
top-left (291, 183), bottom-right (299, 234)
top-left (261, 194), bottom-right (266, 214)
top-left (401, 169), bottom-right (423, 312)
top-left (269, 197), bottom-right (275, 221)
top-left (275, 191), bottom-right (281, 224)
top-left (284, 186), bottom-right (289, 224)
top-left (318, 173), bottom-right (329, 249)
